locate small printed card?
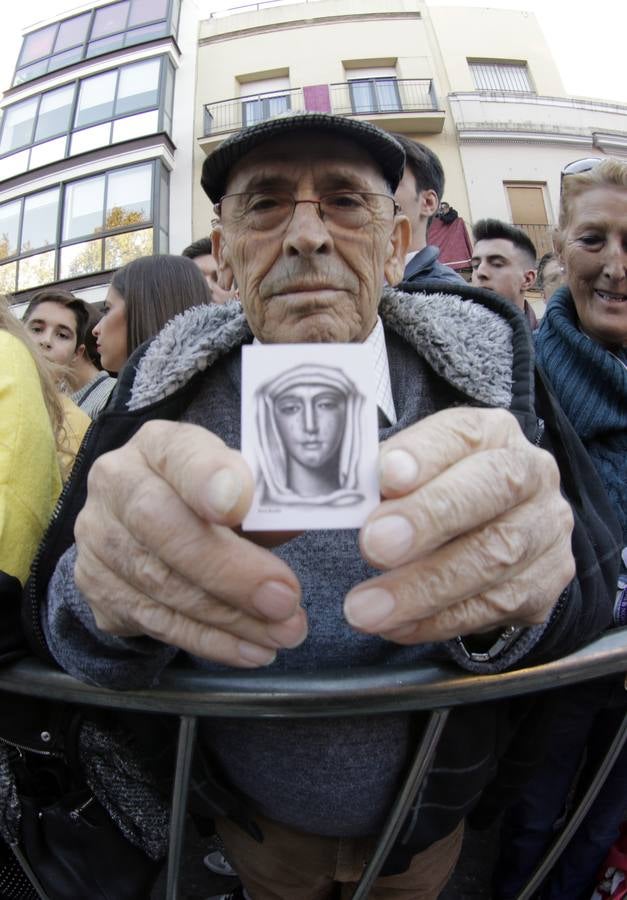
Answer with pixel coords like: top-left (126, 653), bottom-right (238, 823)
top-left (241, 343), bottom-right (380, 531)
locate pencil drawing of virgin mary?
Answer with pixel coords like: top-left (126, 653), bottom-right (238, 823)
top-left (255, 364), bottom-right (365, 507)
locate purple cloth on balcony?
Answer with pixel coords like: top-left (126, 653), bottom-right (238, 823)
top-left (303, 84), bottom-right (332, 113)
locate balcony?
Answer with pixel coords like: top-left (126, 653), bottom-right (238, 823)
top-left (517, 223), bottom-right (555, 258)
top-left (449, 91), bottom-right (627, 148)
top-left (199, 79), bottom-right (445, 152)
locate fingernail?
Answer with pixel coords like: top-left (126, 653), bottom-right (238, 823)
top-left (252, 581), bottom-right (300, 620)
top-left (238, 642), bottom-right (277, 666)
top-left (206, 468), bottom-right (242, 516)
top-left (362, 515), bottom-right (414, 566)
top-left (344, 588), bottom-right (395, 629)
top-left (380, 449), bottom-right (419, 491)
top-left (267, 613), bottom-right (308, 649)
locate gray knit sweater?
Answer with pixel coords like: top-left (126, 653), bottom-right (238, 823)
top-left (44, 287), bottom-right (549, 837)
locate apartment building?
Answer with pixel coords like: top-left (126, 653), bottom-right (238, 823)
top-left (0, 0), bottom-right (199, 309)
top-left (2, 0), bottom-right (625, 309)
top-left (193, 0), bottom-right (627, 266)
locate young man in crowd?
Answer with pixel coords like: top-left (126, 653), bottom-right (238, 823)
top-left (470, 219), bottom-right (539, 328)
top-left (182, 236), bottom-right (236, 304)
top-left (391, 133), bottom-right (465, 286)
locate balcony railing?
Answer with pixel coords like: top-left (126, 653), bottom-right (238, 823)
top-left (0, 629), bottom-right (625, 900)
top-left (203, 79), bottom-right (439, 137)
top-left (517, 223), bottom-right (556, 259)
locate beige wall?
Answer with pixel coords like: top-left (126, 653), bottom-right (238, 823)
top-left (198, 3), bottom-right (432, 103)
top-left (193, 0), bottom-right (474, 235)
top-left (429, 6), bottom-right (565, 96)
top-left (191, 0), bottom-right (620, 240)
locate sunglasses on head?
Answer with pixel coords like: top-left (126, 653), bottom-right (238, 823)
top-left (560, 157), bottom-right (603, 186)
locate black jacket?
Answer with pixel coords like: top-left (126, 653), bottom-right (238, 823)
top-left (23, 282), bottom-right (621, 872)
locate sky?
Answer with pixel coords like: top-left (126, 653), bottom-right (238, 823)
top-left (0, 0), bottom-right (625, 104)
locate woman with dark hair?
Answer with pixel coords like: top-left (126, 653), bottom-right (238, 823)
top-left (94, 254), bottom-right (214, 374)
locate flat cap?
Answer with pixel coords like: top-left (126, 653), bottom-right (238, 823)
top-left (201, 112), bottom-right (406, 203)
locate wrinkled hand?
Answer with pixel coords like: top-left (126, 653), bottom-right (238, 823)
top-left (74, 421), bottom-right (307, 667)
top-left (344, 408), bottom-right (575, 644)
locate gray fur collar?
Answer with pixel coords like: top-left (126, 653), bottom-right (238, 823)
top-left (128, 287), bottom-right (513, 411)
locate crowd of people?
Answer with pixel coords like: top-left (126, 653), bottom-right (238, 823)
top-left (0, 113), bottom-right (625, 900)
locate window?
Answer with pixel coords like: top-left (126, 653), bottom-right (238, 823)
top-left (115, 59), bottom-right (160, 115)
top-left (0, 161), bottom-right (166, 293)
top-left (349, 78), bottom-right (401, 114)
top-left (469, 61), bottom-right (533, 93)
top-left (0, 201), bottom-right (21, 259)
top-left (0, 57), bottom-right (174, 178)
top-left (21, 189), bottom-right (59, 253)
top-left (75, 71), bottom-right (117, 127)
top-left (242, 94), bottom-right (290, 127)
top-left (13, 0), bottom-right (178, 86)
top-left (344, 64), bottom-right (401, 115)
top-left (0, 97), bottom-right (38, 154)
top-left (34, 85), bottom-right (74, 142)
top-left (63, 175), bottom-right (106, 241)
top-left (240, 76), bottom-right (291, 128)
top-left (506, 182), bottom-right (553, 257)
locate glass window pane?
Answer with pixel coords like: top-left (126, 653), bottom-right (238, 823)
top-left (91, 2), bottom-right (129, 39)
top-left (21, 189), bottom-right (59, 253)
top-left (128, 0), bottom-right (168, 27)
top-left (29, 137), bottom-right (67, 170)
top-left (85, 34), bottom-right (124, 58)
top-left (63, 175), bottom-right (105, 240)
top-left (170, 0), bottom-right (181, 37)
top-left (104, 226), bottom-right (152, 269)
top-left (112, 110), bottom-right (158, 142)
top-left (242, 99), bottom-right (262, 127)
top-left (54, 13), bottom-right (90, 52)
top-left (75, 71), bottom-right (117, 127)
top-left (0, 97), bottom-right (38, 154)
top-left (60, 239), bottom-right (103, 278)
top-left (19, 26), bottom-right (56, 65)
top-left (0, 149), bottom-right (29, 181)
top-left (0, 261), bottom-right (17, 294)
top-left (267, 95), bottom-right (289, 117)
top-left (48, 47), bottom-right (84, 73)
top-left (349, 80), bottom-right (372, 114)
top-left (70, 123), bottom-right (111, 156)
top-left (35, 84), bottom-right (74, 142)
top-left (115, 59), bottom-right (160, 116)
top-left (374, 79), bottom-right (400, 112)
top-left (13, 60), bottom-right (48, 86)
top-left (18, 250), bottom-right (56, 290)
top-left (163, 62), bottom-right (174, 131)
top-left (0, 200), bottom-right (21, 259)
top-left (106, 165), bottom-right (152, 229)
top-left (124, 22), bottom-right (168, 46)
top-left (159, 167), bottom-right (169, 231)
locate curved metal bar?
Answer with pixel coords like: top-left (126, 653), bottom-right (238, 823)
top-left (352, 709), bottom-right (450, 899)
top-left (165, 716), bottom-right (197, 900)
top-left (0, 629), bottom-right (625, 719)
top-left (514, 708), bottom-right (627, 900)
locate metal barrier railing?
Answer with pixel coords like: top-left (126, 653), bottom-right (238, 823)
top-left (0, 628), bottom-right (625, 899)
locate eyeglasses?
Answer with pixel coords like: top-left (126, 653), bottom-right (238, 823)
top-left (214, 191), bottom-right (399, 232)
top-left (560, 157), bottom-right (603, 186)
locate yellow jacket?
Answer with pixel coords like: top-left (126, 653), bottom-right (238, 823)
top-left (59, 393), bottom-right (90, 480)
top-left (0, 331), bottom-right (63, 585)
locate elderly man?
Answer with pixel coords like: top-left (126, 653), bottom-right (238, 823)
top-left (31, 114), bottom-right (618, 900)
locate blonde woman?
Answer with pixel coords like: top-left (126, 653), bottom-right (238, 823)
top-left (0, 297), bottom-right (66, 589)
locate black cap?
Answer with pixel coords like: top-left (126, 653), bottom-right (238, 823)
top-left (201, 112), bottom-right (406, 203)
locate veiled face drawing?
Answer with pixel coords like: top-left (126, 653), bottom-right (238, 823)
top-left (274, 384), bottom-right (346, 470)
